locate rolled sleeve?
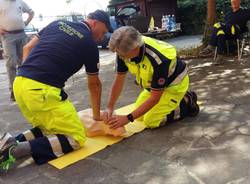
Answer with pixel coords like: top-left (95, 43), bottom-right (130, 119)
top-left (85, 46), bottom-right (99, 75)
top-left (116, 56), bottom-right (128, 73)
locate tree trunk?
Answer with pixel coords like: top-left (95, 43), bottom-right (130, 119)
top-left (202, 0), bottom-right (216, 46)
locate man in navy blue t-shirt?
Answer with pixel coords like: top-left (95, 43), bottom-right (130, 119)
top-left (0, 10), bottom-right (113, 170)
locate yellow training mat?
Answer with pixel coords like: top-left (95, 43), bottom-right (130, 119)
top-left (48, 103), bottom-right (146, 169)
top-left (48, 101), bottom-right (202, 169)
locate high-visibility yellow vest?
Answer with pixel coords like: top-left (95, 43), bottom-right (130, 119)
top-left (123, 36), bottom-right (187, 89)
top-left (214, 22), bottom-right (239, 35)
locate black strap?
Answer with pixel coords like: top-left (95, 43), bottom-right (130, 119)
top-left (60, 89), bottom-right (68, 101)
top-left (127, 113), bottom-right (134, 122)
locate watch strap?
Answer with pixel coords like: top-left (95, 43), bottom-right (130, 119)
top-left (127, 113), bottom-right (134, 122)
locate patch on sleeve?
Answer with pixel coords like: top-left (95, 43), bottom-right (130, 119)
top-left (158, 78), bottom-right (166, 86)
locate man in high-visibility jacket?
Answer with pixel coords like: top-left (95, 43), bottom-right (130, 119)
top-left (200, 0), bottom-right (250, 64)
top-left (103, 26), bottom-right (199, 129)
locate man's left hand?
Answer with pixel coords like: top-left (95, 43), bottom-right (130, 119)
top-left (106, 115), bottom-right (129, 129)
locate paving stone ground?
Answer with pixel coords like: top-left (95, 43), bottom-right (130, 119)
top-left (1, 47), bottom-right (250, 184)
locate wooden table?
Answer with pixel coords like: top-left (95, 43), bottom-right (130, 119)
top-left (142, 29), bottom-right (181, 40)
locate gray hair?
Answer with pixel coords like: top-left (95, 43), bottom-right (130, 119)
top-left (108, 26), bottom-right (144, 54)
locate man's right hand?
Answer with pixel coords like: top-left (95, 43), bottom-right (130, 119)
top-left (102, 108), bottom-right (114, 123)
top-left (0, 28), bottom-right (7, 35)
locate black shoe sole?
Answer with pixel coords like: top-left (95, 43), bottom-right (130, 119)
top-left (188, 104), bottom-right (200, 117)
top-left (187, 91), bottom-right (199, 117)
top-left (189, 91), bottom-right (197, 103)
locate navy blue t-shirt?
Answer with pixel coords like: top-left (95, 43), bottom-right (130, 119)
top-left (17, 20), bottom-right (99, 88)
top-left (225, 8), bottom-right (250, 33)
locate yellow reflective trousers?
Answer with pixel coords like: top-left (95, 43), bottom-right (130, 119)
top-left (13, 77), bottom-right (86, 146)
top-left (135, 75), bottom-right (189, 128)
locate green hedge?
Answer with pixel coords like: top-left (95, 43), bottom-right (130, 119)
top-left (178, 0), bottom-right (206, 35)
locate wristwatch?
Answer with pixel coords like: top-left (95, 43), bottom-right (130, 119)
top-left (127, 113), bottom-right (134, 122)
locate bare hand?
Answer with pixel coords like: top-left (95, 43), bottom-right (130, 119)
top-left (106, 115), bottom-right (129, 129)
top-left (93, 116), bottom-right (103, 121)
top-left (93, 113), bottom-right (103, 121)
top-left (102, 108), bottom-right (114, 123)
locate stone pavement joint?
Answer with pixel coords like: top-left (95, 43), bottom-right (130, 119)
top-left (1, 50), bottom-right (250, 183)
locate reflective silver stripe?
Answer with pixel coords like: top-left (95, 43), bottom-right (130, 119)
top-left (0, 133), bottom-right (12, 150)
top-left (145, 48), bottom-right (162, 65)
top-left (174, 107), bottom-right (181, 120)
top-left (66, 136), bottom-right (80, 150)
top-left (145, 47), bottom-right (176, 76)
top-left (23, 130), bottom-right (35, 141)
top-left (169, 65), bottom-right (188, 85)
top-left (159, 117), bottom-right (167, 126)
top-left (168, 60), bottom-right (177, 77)
top-left (47, 135), bottom-right (64, 158)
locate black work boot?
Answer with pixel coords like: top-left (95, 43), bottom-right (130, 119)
top-left (186, 91), bottom-right (200, 117)
top-left (0, 133), bottom-right (19, 171)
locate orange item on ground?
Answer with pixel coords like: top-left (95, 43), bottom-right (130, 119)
top-left (78, 109), bottom-right (126, 137)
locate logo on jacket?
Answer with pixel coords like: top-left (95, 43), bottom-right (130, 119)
top-left (158, 78), bottom-right (166, 85)
top-left (58, 21), bottom-right (84, 39)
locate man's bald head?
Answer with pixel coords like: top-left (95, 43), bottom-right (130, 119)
top-left (231, 0), bottom-right (241, 12)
